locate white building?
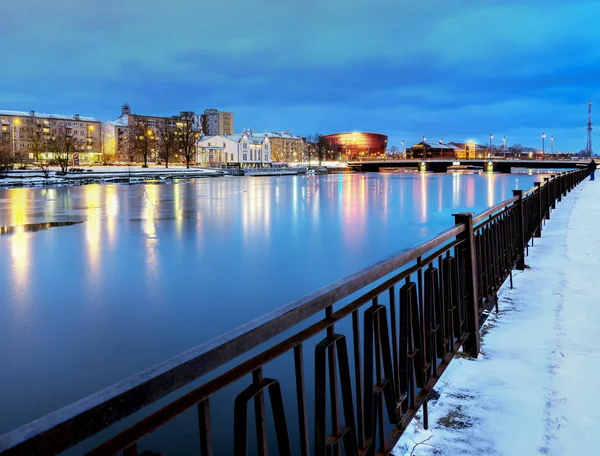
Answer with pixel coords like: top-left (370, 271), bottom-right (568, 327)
top-left (197, 132), bottom-right (271, 167)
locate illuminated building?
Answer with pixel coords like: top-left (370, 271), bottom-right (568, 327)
top-left (0, 109), bottom-right (101, 163)
top-left (200, 109), bottom-right (234, 136)
top-left (197, 132), bottom-right (271, 167)
top-left (252, 131), bottom-right (304, 162)
top-left (406, 140), bottom-right (457, 159)
top-left (103, 104), bottom-right (194, 163)
top-left (323, 132), bottom-right (388, 160)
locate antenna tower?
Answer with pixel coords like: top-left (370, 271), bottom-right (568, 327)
top-left (586, 100), bottom-right (593, 156)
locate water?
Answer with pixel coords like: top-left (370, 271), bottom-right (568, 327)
top-left (0, 172), bottom-right (542, 437)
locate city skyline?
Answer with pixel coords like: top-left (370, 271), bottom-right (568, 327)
top-left (2, 0), bottom-right (598, 152)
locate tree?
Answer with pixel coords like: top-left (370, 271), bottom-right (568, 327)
top-left (0, 135), bottom-right (13, 178)
top-left (101, 126), bottom-right (116, 164)
top-left (157, 123), bottom-right (178, 168)
top-left (178, 115), bottom-right (200, 169)
top-left (49, 126), bottom-right (82, 173)
top-left (128, 118), bottom-right (151, 166)
top-left (27, 114), bottom-right (48, 162)
top-left (310, 133), bottom-right (328, 166)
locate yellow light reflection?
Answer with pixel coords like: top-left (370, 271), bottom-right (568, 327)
top-left (7, 189), bottom-right (31, 313)
top-left (105, 185), bottom-right (119, 249)
top-left (84, 185), bottom-right (102, 281)
top-left (142, 184), bottom-right (159, 280)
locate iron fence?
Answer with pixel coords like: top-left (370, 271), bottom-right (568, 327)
top-left (0, 169), bottom-right (589, 456)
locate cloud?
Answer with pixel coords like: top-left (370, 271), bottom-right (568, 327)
top-left (1, 0), bottom-right (598, 151)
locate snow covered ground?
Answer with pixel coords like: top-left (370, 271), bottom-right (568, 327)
top-left (394, 178), bottom-right (600, 456)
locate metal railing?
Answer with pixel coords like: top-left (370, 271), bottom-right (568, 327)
top-left (0, 169), bottom-right (589, 456)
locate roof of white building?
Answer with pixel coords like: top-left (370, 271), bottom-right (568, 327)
top-left (105, 118), bottom-right (128, 127)
top-left (253, 132), bottom-right (303, 140)
top-left (200, 134), bottom-right (268, 145)
top-left (0, 109), bottom-right (98, 122)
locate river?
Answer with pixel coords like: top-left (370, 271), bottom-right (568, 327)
top-left (0, 172), bottom-right (542, 440)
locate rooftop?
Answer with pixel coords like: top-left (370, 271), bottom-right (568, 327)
top-left (0, 110), bottom-right (98, 122)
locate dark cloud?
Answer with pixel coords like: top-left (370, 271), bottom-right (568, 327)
top-left (1, 0), bottom-right (598, 151)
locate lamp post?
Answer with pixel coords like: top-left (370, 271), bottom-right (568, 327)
top-left (550, 135), bottom-right (554, 153)
top-left (542, 132), bottom-right (546, 154)
top-left (503, 136), bottom-right (506, 155)
top-left (422, 136), bottom-right (427, 160)
top-left (489, 133), bottom-right (493, 158)
top-left (12, 118), bottom-right (21, 156)
top-left (401, 140), bottom-right (405, 158)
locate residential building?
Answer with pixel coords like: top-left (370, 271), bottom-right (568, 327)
top-left (197, 132), bottom-right (271, 167)
top-left (200, 109), bottom-right (234, 136)
top-left (406, 141), bottom-right (457, 159)
top-left (102, 104), bottom-right (194, 163)
top-left (252, 131), bottom-right (304, 162)
top-left (0, 109), bottom-right (101, 163)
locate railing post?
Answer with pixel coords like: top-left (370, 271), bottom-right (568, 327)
top-left (550, 175), bottom-right (557, 209)
top-left (534, 182), bottom-right (542, 237)
top-left (512, 190), bottom-right (525, 270)
top-left (557, 173), bottom-right (563, 202)
top-left (453, 213), bottom-right (480, 357)
top-left (543, 177), bottom-right (551, 220)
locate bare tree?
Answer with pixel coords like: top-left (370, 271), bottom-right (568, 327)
top-left (27, 115), bottom-right (48, 162)
top-left (178, 116), bottom-right (199, 169)
top-left (101, 125), bottom-right (116, 164)
top-left (310, 133), bottom-right (328, 166)
top-left (0, 136), bottom-right (13, 178)
top-left (48, 126), bottom-right (82, 173)
top-left (128, 117), bottom-right (151, 166)
top-left (157, 122), bottom-right (178, 168)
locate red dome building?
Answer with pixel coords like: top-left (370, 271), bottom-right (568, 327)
top-left (323, 132), bottom-right (388, 160)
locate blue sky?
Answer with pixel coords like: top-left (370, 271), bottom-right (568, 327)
top-left (2, 0), bottom-right (598, 151)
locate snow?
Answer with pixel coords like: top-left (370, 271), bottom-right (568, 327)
top-left (0, 110), bottom-right (97, 122)
top-left (394, 177), bottom-right (600, 456)
top-left (0, 165), bottom-right (224, 188)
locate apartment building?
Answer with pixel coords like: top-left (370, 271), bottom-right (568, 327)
top-left (200, 109), bottom-right (234, 136)
top-left (252, 132), bottom-right (305, 162)
top-left (103, 104), bottom-right (194, 163)
top-left (0, 109), bottom-right (101, 162)
top-left (197, 132), bottom-right (271, 167)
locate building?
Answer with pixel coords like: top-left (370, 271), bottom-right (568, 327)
top-left (102, 104), bottom-right (194, 163)
top-left (406, 141), bottom-right (458, 159)
top-left (0, 109), bottom-right (101, 163)
top-left (200, 109), bottom-right (234, 136)
top-left (197, 132), bottom-right (271, 167)
top-left (252, 131), bottom-right (304, 162)
top-left (323, 132), bottom-right (388, 160)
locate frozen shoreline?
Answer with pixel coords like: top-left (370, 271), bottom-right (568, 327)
top-left (0, 166), bottom-right (226, 188)
top-left (394, 178), bottom-right (599, 456)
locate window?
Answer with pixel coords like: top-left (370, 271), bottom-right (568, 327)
top-left (231, 153), bottom-right (234, 161)
top-left (243, 153), bottom-right (247, 160)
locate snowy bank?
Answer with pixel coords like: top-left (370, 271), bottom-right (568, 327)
top-left (394, 178), bottom-right (599, 456)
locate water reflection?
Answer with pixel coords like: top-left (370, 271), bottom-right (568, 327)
top-left (0, 173), bottom-right (544, 436)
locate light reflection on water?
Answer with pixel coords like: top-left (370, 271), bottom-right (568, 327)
top-left (0, 172), bottom-right (544, 434)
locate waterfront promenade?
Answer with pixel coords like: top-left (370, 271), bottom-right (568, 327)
top-left (395, 178), bottom-right (600, 456)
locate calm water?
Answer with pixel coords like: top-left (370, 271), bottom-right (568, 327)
top-left (0, 172), bottom-right (541, 437)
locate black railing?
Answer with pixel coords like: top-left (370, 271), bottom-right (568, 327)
top-left (0, 169), bottom-right (589, 456)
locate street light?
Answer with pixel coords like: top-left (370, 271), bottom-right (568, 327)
top-left (550, 135), bottom-right (554, 153)
top-left (401, 140), bottom-right (405, 158)
top-left (542, 132), bottom-right (546, 154)
top-left (489, 133), bottom-right (493, 158)
top-left (12, 118), bottom-right (21, 156)
top-left (503, 136), bottom-right (506, 154)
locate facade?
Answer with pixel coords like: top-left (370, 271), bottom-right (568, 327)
top-left (406, 141), bottom-right (457, 159)
top-left (252, 131), bottom-right (304, 162)
top-left (102, 104), bottom-right (194, 163)
top-left (0, 109), bottom-right (101, 163)
top-left (201, 109), bottom-right (234, 136)
top-left (197, 132), bottom-right (271, 167)
top-left (323, 132), bottom-right (388, 160)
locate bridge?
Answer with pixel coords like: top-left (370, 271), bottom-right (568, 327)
top-left (0, 170), bottom-right (590, 455)
top-left (348, 159), bottom-right (590, 173)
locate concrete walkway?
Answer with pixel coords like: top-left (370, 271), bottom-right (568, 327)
top-left (395, 177), bottom-right (600, 456)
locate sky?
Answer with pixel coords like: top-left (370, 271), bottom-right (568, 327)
top-left (2, 0), bottom-right (599, 152)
